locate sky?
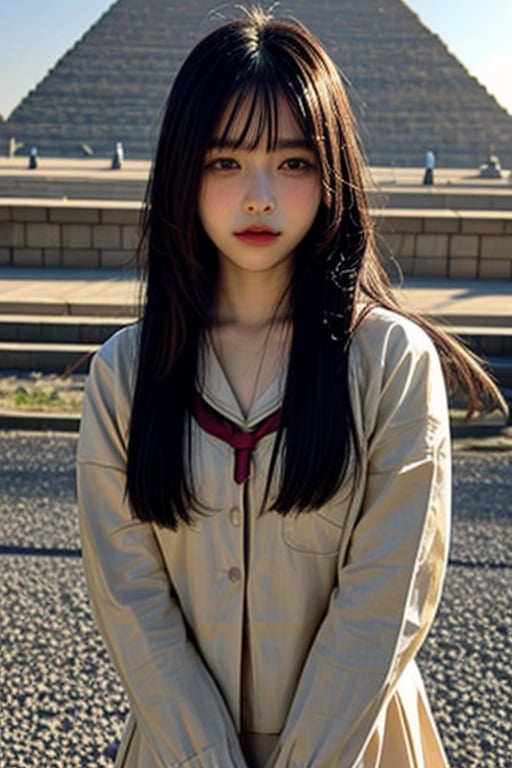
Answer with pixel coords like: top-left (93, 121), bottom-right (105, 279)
top-left (0, 0), bottom-right (511, 120)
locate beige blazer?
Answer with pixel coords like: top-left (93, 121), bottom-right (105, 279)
top-left (77, 307), bottom-right (451, 767)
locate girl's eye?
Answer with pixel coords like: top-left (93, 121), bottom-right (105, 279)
top-left (207, 157), bottom-right (240, 171)
top-left (280, 157), bottom-right (313, 172)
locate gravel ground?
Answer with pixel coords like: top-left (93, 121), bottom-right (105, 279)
top-left (0, 433), bottom-right (510, 767)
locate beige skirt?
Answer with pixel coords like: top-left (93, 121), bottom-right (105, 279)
top-left (114, 661), bottom-right (449, 768)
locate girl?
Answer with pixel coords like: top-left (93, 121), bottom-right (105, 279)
top-left (77, 8), bottom-right (504, 768)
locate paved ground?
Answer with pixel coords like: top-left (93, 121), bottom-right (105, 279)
top-left (0, 267), bottom-right (140, 318)
top-left (0, 432), bottom-right (510, 767)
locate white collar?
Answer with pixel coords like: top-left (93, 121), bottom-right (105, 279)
top-left (196, 334), bottom-right (287, 429)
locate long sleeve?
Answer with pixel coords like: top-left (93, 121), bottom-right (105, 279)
top-left (267, 318), bottom-right (451, 767)
top-left (76, 332), bottom-right (247, 768)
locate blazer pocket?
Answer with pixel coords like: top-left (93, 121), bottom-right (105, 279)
top-left (282, 508), bottom-right (344, 556)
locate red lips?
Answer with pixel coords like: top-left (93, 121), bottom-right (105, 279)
top-left (234, 225), bottom-right (281, 246)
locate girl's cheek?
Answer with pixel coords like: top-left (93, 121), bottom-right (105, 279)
top-left (207, 180), bottom-right (237, 203)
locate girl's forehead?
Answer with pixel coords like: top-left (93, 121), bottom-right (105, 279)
top-left (212, 93), bottom-right (307, 148)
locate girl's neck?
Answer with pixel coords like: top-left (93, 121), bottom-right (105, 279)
top-left (213, 263), bottom-right (292, 330)
top-left (209, 263), bottom-right (292, 416)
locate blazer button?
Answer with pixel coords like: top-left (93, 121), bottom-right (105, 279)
top-left (228, 567), bottom-right (242, 583)
top-left (230, 507), bottom-right (241, 526)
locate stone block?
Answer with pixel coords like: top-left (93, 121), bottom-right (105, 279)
top-left (424, 214), bottom-right (460, 233)
top-left (395, 256), bottom-right (414, 275)
top-left (102, 207), bottom-right (142, 225)
top-left (44, 249), bottom-right (62, 267)
top-left (380, 232), bottom-right (416, 259)
top-left (396, 233), bottom-right (416, 258)
top-left (49, 206), bottom-right (100, 223)
top-left (93, 225), bottom-right (121, 249)
top-left (11, 205), bottom-right (48, 222)
top-left (381, 213), bottom-right (423, 233)
top-left (479, 260), bottom-right (511, 279)
top-left (444, 193), bottom-right (484, 210)
top-left (449, 235), bottom-right (479, 258)
top-left (101, 249), bottom-right (136, 268)
top-left (460, 217), bottom-right (505, 235)
top-left (416, 233), bottom-right (448, 258)
top-left (378, 233), bottom-right (401, 257)
top-left (448, 258), bottom-right (478, 278)
top-left (0, 222), bottom-right (24, 247)
top-left (480, 236), bottom-right (512, 260)
top-left (61, 248), bottom-right (100, 268)
top-left (122, 225), bottom-right (141, 250)
top-left (12, 248), bottom-right (43, 266)
top-left (62, 224), bottom-right (92, 249)
top-left (26, 223), bottom-right (60, 249)
top-left (413, 256), bottom-right (448, 277)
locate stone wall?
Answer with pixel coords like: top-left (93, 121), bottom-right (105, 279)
top-left (0, 201), bottom-right (140, 269)
top-left (375, 210), bottom-right (512, 279)
top-left (1, 200), bottom-right (512, 279)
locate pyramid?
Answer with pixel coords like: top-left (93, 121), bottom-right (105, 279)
top-left (2, 0), bottom-right (512, 167)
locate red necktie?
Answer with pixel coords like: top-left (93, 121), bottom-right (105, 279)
top-left (193, 393), bottom-right (281, 484)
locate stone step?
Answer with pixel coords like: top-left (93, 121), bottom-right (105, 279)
top-left (486, 357), bottom-right (512, 389)
top-left (0, 299), bottom-right (138, 318)
top-left (0, 296), bottom-right (509, 329)
top-left (1, 317), bottom-right (511, 356)
top-left (0, 315), bottom-right (512, 357)
top-left (372, 190), bottom-right (512, 213)
top-left (2, 175), bottom-right (512, 208)
top-left (437, 316), bottom-right (512, 329)
top-left (0, 176), bottom-right (148, 201)
top-left (0, 315), bottom-right (132, 344)
top-left (2, 335), bottom-right (512, 388)
top-left (447, 327), bottom-right (512, 357)
top-left (0, 342), bottom-right (97, 374)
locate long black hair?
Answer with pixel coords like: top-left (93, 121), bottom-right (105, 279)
top-left (127, 8), bottom-right (504, 529)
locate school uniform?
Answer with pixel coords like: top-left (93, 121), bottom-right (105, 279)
top-left (77, 307), bottom-right (451, 768)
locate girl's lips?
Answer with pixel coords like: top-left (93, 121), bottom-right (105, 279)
top-left (233, 227), bottom-right (281, 246)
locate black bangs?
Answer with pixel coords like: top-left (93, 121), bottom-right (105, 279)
top-left (213, 77), bottom-right (313, 152)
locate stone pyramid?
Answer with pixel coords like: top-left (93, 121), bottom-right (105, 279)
top-left (2, 0), bottom-right (512, 167)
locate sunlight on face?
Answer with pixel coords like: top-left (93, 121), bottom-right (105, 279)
top-left (199, 95), bottom-right (322, 281)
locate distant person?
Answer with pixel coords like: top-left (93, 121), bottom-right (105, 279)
top-left (479, 148), bottom-right (503, 179)
top-left (28, 146), bottom-right (38, 170)
top-left (77, 10), bottom-right (505, 768)
top-left (111, 141), bottom-right (124, 169)
top-left (9, 137), bottom-right (23, 157)
top-left (423, 149), bottom-right (435, 185)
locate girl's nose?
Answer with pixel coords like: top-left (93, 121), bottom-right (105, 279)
top-left (243, 175), bottom-right (276, 215)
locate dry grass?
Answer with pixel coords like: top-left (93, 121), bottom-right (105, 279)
top-left (0, 373), bottom-right (85, 413)
top-left (0, 373), bottom-right (508, 433)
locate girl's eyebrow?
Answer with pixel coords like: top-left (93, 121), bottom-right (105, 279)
top-left (207, 138), bottom-right (313, 150)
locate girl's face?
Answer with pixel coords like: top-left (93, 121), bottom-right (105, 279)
top-left (198, 96), bottom-right (322, 281)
